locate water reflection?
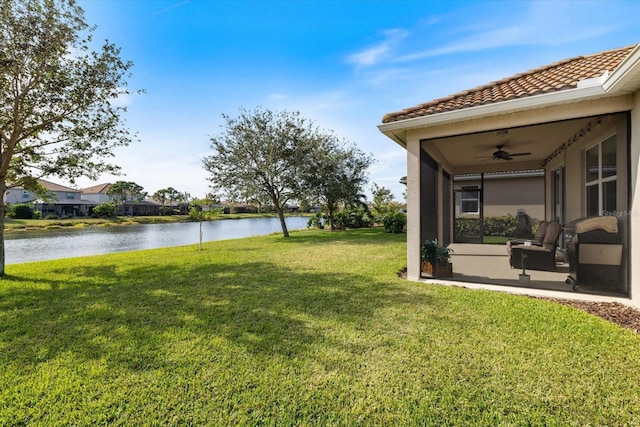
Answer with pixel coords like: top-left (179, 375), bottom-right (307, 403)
top-left (5, 216), bottom-right (310, 265)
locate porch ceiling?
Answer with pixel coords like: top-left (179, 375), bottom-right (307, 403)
top-left (430, 116), bottom-right (595, 175)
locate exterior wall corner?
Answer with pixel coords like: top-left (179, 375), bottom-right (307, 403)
top-left (406, 137), bottom-right (422, 280)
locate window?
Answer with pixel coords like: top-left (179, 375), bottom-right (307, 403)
top-left (585, 135), bottom-right (616, 216)
top-left (460, 186), bottom-right (479, 214)
top-left (22, 190), bottom-right (29, 199)
top-left (65, 192), bottom-right (75, 200)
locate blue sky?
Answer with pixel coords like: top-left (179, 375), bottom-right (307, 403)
top-left (76, 0), bottom-right (640, 200)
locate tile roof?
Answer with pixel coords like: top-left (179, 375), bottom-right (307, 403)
top-left (38, 179), bottom-right (79, 192)
top-left (82, 183), bottom-right (111, 194)
top-left (382, 44), bottom-right (638, 124)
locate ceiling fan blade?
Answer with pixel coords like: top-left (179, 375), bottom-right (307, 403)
top-left (508, 152), bottom-right (531, 157)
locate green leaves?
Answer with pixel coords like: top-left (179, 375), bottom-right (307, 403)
top-left (0, 0), bottom-right (138, 187)
top-left (204, 107), bottom-right (368, 237)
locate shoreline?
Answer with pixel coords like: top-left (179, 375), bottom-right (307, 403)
top-left (4, 213), bottom-right (311, 233)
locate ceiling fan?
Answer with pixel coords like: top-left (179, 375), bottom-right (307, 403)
top-left (487, 144), bottom-right (531, 161)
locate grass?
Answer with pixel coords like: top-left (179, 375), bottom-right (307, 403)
top-left (1, 228), bottom-right (639, 425)
top-left (483, 235), bottom-right (509, 244)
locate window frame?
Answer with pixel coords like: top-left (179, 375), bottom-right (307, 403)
top-left (584, 133), bottom-right (617, 216)
top-left (460, 185), bottom-right (480, 215)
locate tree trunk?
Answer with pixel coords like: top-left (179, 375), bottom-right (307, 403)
top-left (0, 184), bottom-right (6, 277)
top-left (275, 205), bottom-right (290, 238)
top-left (328, 206), bottom-right (335, 231)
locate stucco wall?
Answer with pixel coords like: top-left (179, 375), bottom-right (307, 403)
top-left (546, 113), bottom-right (629, 224)
top-left (629, 94), bottom-right (640, 305)
top-left (81, 193), bottom-right (111, 203)
top-left (4, 189), bottom-right (34, 204)
top-left (406, 137), bottom-right (422, 280)
top-left (454, 175), bottom-right (544, 221)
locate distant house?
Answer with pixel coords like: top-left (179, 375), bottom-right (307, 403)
top-left (222, 203), bottom-right (258, 214)
top-left (3, 179), bottom-right (186, 217)
top-left (20, 179), bottom-right (92, 217)
top-left (121, 199), bottom-right (161, 216)
top-left (81, 183), bottom-right (112, 204)
top-left (4, 186), bottom-right (34, 205)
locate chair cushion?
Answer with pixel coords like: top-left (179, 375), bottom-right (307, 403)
top-left (543, 222), bottom-right (562, 247)
top-left (533, 221), bottom-right (548, 241)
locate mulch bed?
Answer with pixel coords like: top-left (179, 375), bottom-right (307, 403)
top-left (537, 298), bottom-right (640, 334)
top-left (397, 268), bottom-right (640, 334)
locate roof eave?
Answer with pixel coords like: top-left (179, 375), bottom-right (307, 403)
top-left (603, 44), bottom-right (640, 93)
top-left (377, 85), bottom-right (608, 146)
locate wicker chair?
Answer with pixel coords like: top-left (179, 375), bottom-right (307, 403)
top-left (506, 220), bottom-right (548, 255)
top-left (509, 221), bottom-right (562, 272)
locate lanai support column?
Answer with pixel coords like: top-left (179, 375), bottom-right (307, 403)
top-left (406, 137), bottom-right (422, 280)
top-left (629, 96), bottom-right (640, 305)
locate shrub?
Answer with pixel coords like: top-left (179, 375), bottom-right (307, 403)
top-left (455, 217), bottom-right (480, 237)
top-left (382, 212), bottom-right (406, 233)
top-left (483, 215), bottom-right (519, 237)
top-left (12, 203), bottom-right (34, 219)
top-left (455, 215), bottom-right (520, 238)
top-left (307, 212), bottom-right (325, 229)
top-left (333, 207), bottom-right (372, 230)
top-left (92, 202), bottom-right (117, 218)
top-left (45, 214), bottom-right (60, 220)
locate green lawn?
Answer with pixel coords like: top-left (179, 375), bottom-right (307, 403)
top-left (1, 228), bottom-right (639, 425)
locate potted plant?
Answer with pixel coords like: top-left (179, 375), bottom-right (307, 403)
top-left (421, 239), bottom-right (453, 278)
top-left (519, 253), bottom-right (530, 286)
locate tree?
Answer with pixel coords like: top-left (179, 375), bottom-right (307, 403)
top-left (302, 142), bottom-right (374, 230)
top-left (153, 187), bottom-right (180, 215)
top-left (370, 183), bottom-right (399, 223)
top-left (91, 201), bottom-right (117, 218)
top-left (0, 0), bottom-right (138, 275)
top-left (203, 108), bottom-right (323, 237)
top-left (107, 181), bottom-right (145, 214)
top-left (189, 197), bottom-right (221, 250)
top-left (175, 191), bottom-right (191, 214)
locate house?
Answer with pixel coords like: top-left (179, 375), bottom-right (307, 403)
top-left (4, 179), bottom-right (92, 217)
top-left (4, 186), bottom-right (34, 205)
top-left (83, 183), bottom-right (169, 216)
top-left (81, 183), bottom-right (112, 204)
top-left (378, 44), bottom-right (640, 306)
top-left (121, 199), bottom-right (161, 216)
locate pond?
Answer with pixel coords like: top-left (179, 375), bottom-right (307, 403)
top-left (5, 216), bottom-right (310, 265)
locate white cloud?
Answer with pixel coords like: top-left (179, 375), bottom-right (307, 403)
top-left (268, 93), bottom-right (288, 101)
top-left (347, 29), bottom-right (409, 67)
top-left (152, 0), bottom-right (191, 15)
top-left (395, 2), bottom-right (615, 63)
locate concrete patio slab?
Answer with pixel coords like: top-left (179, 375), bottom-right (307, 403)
top-left (418, 243), bottom-right (631, 305)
